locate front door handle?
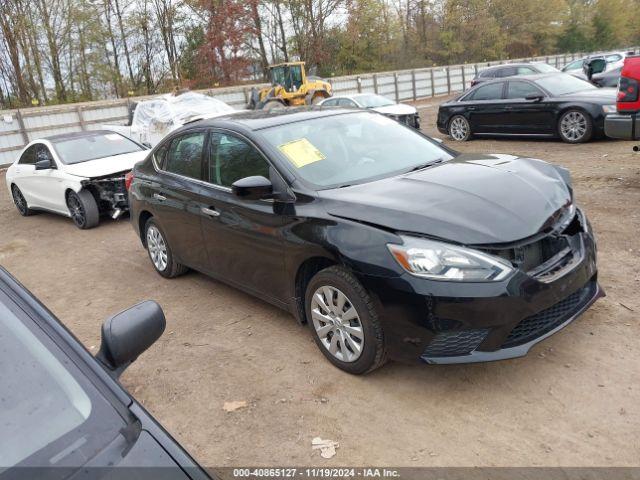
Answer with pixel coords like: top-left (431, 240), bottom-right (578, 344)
top-left (201, 207), bottom-right (220, 217)
top-left (467, 106), bottom-right (477, 111)
top-left (153, 193), bottom-right (166, 201)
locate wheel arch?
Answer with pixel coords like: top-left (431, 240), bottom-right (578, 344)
top-left (138, 210), bottom-right (154, 246)
top-left (293, 256), bottom-right (339, 324)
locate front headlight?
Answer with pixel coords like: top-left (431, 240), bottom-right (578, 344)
top-left (602, 105), bottom-right (617, 113)
top-left (387, 236), bottom-right (514, 282)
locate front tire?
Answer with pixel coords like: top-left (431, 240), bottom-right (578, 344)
top-left (558, 109), bottom-right (593, 143)
top-left (448, 115), bottom-right (472, 141)
top-left (144, 218), bottom-right (188, 278)
top-left (66, 190), bottom-right (99, 229)
top-left (11, 185), bottom-right (36, 216)
top-left (305, 266), bottom-right (386, 374)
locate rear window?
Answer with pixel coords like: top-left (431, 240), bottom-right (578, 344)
top-left (52, 132), bottom-right (143, 165)
top-left (535, 74), bottom-right (596, 95)
top-left (534, 63), bottom-right (558, 73)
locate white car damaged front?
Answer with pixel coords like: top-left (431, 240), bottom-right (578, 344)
top-left (6, 131), bottom-right (148, 229)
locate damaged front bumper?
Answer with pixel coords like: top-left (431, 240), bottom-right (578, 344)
top-left (358, 207), bottom-right (603, 365)
top-left (81, 171), bottom-right (130, 219)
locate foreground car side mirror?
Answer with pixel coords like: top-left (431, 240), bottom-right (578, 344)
top-left (96, 301), bottom-right (165, 377)
top-left (232, 176), bottom-right (273, 200)
top-left (525, 93), bottom-right (544, 102)
top-left (35, 159), bottom-right (53, 170)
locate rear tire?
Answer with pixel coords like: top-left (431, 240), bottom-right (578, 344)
top-left (305, 266), bottom-right (386, 374)
top-left (558, 109), bottom-right (593, 143)
top-left (11, 185), bottom-right (36, 216)
top-left (144, 218), bottom-right (188, 278)
top-left (66, 190), bottom-right (99, 229)
top-left (448, 115), bottom-right (472, 141)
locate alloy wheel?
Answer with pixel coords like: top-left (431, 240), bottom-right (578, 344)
top-left (12, 187), bottom-right (27, 215)
top-left (310, 285), bottom-right (364, 363)
top-left (147, 225), bottom-right (168, 272)
top-left (67, 193), bottom-right (85, 227)
top-left (450, 116), bottom-right (469, 141)
top-left (560, 111), bottom-right (587, 141)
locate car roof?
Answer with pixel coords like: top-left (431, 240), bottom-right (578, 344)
top-left (473, 72), bottom-right (558, 84)
top-left (43, 130), bottom-right (118, 143)
top-left (184, 107), bottom-right (360, 131)
top-left (482, 62), bottom-right (548, 71)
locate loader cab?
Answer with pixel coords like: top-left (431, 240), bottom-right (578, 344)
top-left (270, 63), bottom-right (305, 93)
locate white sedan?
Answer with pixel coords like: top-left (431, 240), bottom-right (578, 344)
top-left (318, 93), bottom-right (420, 129)
top-left (6, 131), bottom-right (148, 229)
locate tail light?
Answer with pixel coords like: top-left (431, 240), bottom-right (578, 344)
top-left (618, 77), bottom-right (639, 102)
top-left (125, 170), bottom-right (134, 191)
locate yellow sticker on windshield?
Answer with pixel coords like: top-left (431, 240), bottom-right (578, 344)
top-left (278, 138), bottom-right (325, 168)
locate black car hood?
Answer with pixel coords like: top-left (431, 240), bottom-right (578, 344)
top-left (319, 154), bottom-right (572, 245)
top-left (557, 87), bottom-right (616, 104)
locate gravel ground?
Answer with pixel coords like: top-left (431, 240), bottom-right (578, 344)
top-left (1, 97), bottom-right (639, 468)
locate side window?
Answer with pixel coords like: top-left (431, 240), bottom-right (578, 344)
top-left (469, 82), bottom-right (504, 101)
top-left (35, 145), bottom-right (54, 165)
top-left (208, 133), bottom-right (270, 188)
top-left (496, 67), bottom-right (517, 78)
top-left (605, 54), bottom-right (622, 63)
top-left (516, 67), bottom-right (536, 75)
top-left (164, 132), bottom-right (205, 180)
top-left (18, 145), bottom-right (38, 165)
top-left (338, 98), bottom-right (357, 107)
top-left (479, 69), bottom-right (495, 78)
top-left (506, 81), bottom-right (544, 99)
top-left (154, 143), bottom-right (169, 170)
top-left (322, 98), bottom-right (338, 107)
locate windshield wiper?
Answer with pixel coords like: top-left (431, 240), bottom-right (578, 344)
top-left (405, 158), bottom-right (445, 173)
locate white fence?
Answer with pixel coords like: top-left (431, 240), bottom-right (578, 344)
top-left (1, 48), bottom-right (638, 166)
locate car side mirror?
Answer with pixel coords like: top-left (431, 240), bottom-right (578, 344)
top-left (232, 176), bottom-right (273, 200)
top-left (35, 158), bottom-right (52, 170)
top-left (142, 141), bottom-right (152, 149)
top-left (96, 301), bottom-right (165, 378)
top-left (525, 93), bottom-right (544, 102)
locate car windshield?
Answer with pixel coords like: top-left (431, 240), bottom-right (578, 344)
top-left (534, 63), bottom-right (558, 73)
top-left (259, 112), bottom-right (453, 189)
top-left (535, 74), bottom-right (596, 95)
top-left (356, 94), bottom-right (396, 108)
top-left (52, 132), bottom-right (143, 164)
top-left (0, 299), bottom-right (124, 467)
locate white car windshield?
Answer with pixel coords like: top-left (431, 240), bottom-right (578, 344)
top-left (52, 132), bottom-right (143, 164)
top-left (260, 112), bottom-right (452, 189)
top-left (356, 94), bottom-right (396, 108)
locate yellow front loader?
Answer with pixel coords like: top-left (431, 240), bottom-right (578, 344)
top-left (248, 62), bottom-right (332, 110)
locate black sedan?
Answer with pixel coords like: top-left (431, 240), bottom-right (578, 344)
top-left (437, 73), bottom-right (617, 143)
top-left (128, 108), bottom-right (602, 374)
top-left (0, 267), bottom-right (210, 479)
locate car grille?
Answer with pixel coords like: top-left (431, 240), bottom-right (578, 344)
top-left (395, 114), bottom-right (419, 128)
top-left (502, 281), bottom-right (596, 348)
top-left (423, 329), bottom-right (490, 357)
top-left (484, 210), bottom-right (585, 277)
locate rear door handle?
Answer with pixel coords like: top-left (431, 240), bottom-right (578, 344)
top-left (153, 193), bottom-right (166, 201)
top-left (201, 207), bottom-right (220, 217)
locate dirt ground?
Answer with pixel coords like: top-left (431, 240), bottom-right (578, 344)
top-left (1, 97), bottom-right (639, 468)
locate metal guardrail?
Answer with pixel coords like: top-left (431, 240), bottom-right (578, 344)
top-left (1, 47), bottom-right (638, 166)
